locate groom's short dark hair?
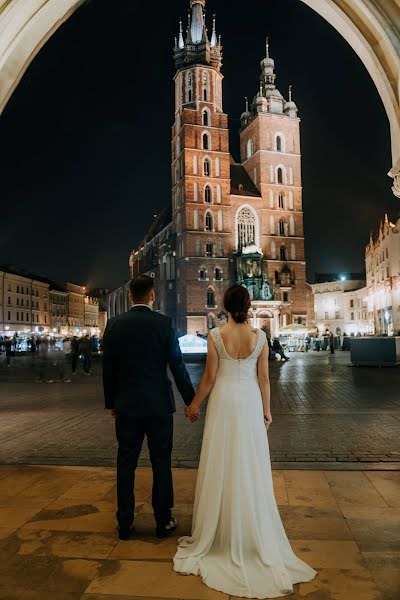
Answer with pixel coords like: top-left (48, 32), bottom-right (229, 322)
top-left (130, 275), bottom-right (155, 302)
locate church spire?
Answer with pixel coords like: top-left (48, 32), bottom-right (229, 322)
top-left (174, 0), bottom-right (223, 72)
top-left (211, 14), bottom-right (217, 47)
top-left (260, 37), bottom-right (276, 88)
top-left (178, 19), bottom-right (185, 50)
top-left (190, 0), bottom-right (206, 45)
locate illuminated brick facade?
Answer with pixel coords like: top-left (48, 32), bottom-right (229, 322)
top-left (131, 0), bottom-right (310, 336)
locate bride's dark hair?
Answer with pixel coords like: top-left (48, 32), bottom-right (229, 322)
top-left (224, 285), bottom-right (251, 324)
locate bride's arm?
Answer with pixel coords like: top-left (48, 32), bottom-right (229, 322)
top-left (257, 344), bottom-right (272, 427)
top-left (186, 335), bottom-right (219, 421)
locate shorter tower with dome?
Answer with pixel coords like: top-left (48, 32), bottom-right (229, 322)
top-left (130, 0), bottom-right (310, 337)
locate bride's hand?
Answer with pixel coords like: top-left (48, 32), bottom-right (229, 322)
top-left (264, 411), bottom-right (272, 429)
top-left (185, 403), bottom-right (200, 422)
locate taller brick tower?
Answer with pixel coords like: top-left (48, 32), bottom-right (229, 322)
top-left (131, 7), bottom-right (310, 336)
top-left (172, 1), bottom-right (232, 334)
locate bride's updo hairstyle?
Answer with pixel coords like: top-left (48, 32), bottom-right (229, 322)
top-left (224, 285), bottom-right (251, 324)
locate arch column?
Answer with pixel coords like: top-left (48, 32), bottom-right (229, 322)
top-left (300, 0), bottom-right (400, 181)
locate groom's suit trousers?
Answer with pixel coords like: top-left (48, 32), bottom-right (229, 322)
top-left (115, 415), bottom-right (174, 529)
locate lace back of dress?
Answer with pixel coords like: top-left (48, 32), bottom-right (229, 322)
top-left (211, 328), bottom-right (266, 361)
top-left (210, 328), bottom-right (228, 359)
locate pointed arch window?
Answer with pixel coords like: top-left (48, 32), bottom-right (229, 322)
top-left (207, 287), bottom-right (216, 308)
top-left (280, 245), bottom-right (287, 261)
top-left (193, 155), bottom-right (198, 175)
top-left (289, 216), bottom-right (295, 236)
top-left (276, 135), bottom-right (284, 152)
top-left (187, 72), bottom-right (193, 102)
top-left (269, 190), bottom-right (274, 209)
top-left (247, 139), bottom-right (254, 159)
top-left (205, 185), bottom-right (212, 203)
top-left (277, 167), bottom-right (284, 184)
top-left (206, 241), bottom-right (214, 257)
top-left (194, 209), bottom-right (199, 230)
top-left (203, 71), bottom-right (210, 102)
top-left (216, 184), bottom-right (222, 204)
top-left (217, 210), bottom-right (223, 232)
top-left (199, 268), bottom-right (207, 281)
top-left (205, 211), bottom-right (213, 232)
top-left (202, 132), bottom-right (211, 151)
top-left (202, 109), bottom-right (210, 127)
top-left (204, 158), bottom-right (211, 177)
top-left (279, 219), bottom-right (287, 236)
top-left (237, 207), bottom-right (256, 251)
top-left (278, 192), bottom-right (285, 209)
top-left (270, 215), bottom-right (276, 235)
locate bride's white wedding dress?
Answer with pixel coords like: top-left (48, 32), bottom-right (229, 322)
top-left (173, 327), bottom-right (317, 599)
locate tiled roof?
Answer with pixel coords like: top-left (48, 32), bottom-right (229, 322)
top-left (0, 264), bottom-right (66, 291)
top-left (143, 206), bottom-right (173, 244)
top-left (230, 164), bottom-right (261, 198)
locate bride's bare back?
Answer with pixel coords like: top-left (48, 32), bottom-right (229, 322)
top-left (219, 323), bottom-right (259, 360)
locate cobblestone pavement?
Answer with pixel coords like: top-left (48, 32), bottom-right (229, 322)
top-left (0, 352), bottom-right (399, 469)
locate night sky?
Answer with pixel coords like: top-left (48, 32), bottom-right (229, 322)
top-left (0, 0), bottom-right (398, 290)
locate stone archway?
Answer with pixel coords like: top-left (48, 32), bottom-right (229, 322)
top-left (0, 0), bottom-right (399, 188)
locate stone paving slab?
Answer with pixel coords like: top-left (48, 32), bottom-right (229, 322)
top-left (0, 465), bottom-right (399, 599)
top-left (0, 353), bottom-right (399, 468)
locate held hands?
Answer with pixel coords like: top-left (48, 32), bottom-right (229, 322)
top-left (264, 410), bottom-right (272, 430)
top-left (107, 409), bottom-right (116, 420)
top-left (185, 402), bottom-right (200, 423)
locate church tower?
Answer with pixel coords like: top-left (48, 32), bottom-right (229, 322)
top-left (239, 41), bottom-right (308, 326)
top-left (172, 0), bottom-right (232, 335)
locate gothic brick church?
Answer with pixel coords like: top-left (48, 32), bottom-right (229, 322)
top-left (130, 0), bottom-right (310, 337)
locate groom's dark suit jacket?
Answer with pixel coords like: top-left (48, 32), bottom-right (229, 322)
top-left (102, 306), bottom-right (195, 416)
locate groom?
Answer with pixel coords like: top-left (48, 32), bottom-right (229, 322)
top-left (103, 275), bottom-right (196, 540)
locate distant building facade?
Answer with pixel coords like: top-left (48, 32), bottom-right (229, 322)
top-left (0, 267), bottom-right (50, 335)
top-left (0, 267), bottom-right (99, 338)
top-left (66, 283), bottom-right (86, 333)
top-left (366, 215), bottom-right (400, 335)
top-left (49, 287), bottom-right (68, 333)
top-left (84, 296), bottom-right (100, 336)
top-left (129, 0), bottom-right (309, 337)
top-left (311, 279), bottom-right (370, 336)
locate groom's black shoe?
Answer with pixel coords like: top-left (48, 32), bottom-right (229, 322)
top-left (156, 517), bottom-right (178, 539)
top-left (117, 526), bottom-right (135, 541)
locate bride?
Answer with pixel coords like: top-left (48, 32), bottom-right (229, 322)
top-left (173, 285), bottom-right (317, 599)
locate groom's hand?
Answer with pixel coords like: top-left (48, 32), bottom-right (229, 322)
top-left (185, 404), bottom-right (200, 423)
top-left (107, 409), bottom-right (116, 420)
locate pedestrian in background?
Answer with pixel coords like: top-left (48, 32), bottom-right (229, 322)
top-left (37, 337), bottom-right (52, 383)
top-left (272, 337), bottom-right (290, 361)
top-left (79, 334), bottom-right (92, 375)
top-left (70, 336), bottom-right (80, 375)
top-left (4, 337), bottom-right (13, 367)
top-left (329, 331), bottom-right (335, 355)
top-left (55, 339), bottom-right (71, 383)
